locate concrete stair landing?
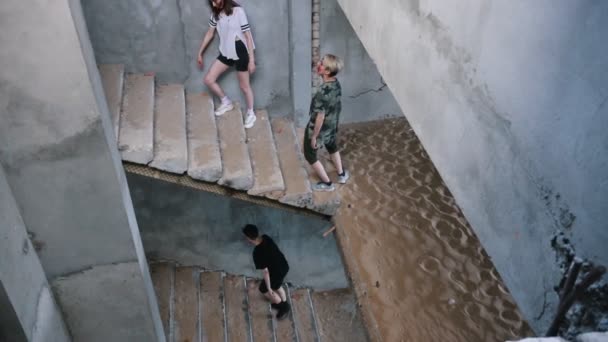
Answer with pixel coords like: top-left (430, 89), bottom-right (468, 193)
top-left (150, 263), bottom-right (368, 342)
top-left (99, 64), bottom-right (340, 215)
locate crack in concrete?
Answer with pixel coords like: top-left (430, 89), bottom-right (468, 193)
top-left (349, 78), bottom-right (387, 98)
top-left (534, 287), bottom-right (550, 321)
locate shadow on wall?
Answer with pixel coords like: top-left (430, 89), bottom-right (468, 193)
top-left (126, 172), bottom-right (349, 291)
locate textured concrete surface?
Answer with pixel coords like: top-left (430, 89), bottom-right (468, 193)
top-left (127, 172), bottom-right (348, 290)
top-left (83, 0), bottom-right (292, 115)
top-left (247, 110), bottom-right (285, 196)
top-left (224, 275), bottom-right (249, 342)
top-left (119, 73), bottom-right (155, 164)
top-left (216, 103), bottom-right (254, 191)
top-left (200, 272), bottom-right (226, 342)
top-left (271, 117), bottom-right (313, 208)
top-left (290, 288), bottom-right (319, 342)
top-left (246, 279), bottom-right (274, 342)
top-left (315, 0), bottom-right (403, 124)
top-left (186, 92), bottom-right (222, 182)
top-left (290, 0), bottom-right (313, 127)
top-left (52, 262), bottom-right (158, 342)
top-left (174, 267), bottom-right (198, 342)
top-left (98, 64), bottom-right (124, 140)
top-left (150, 84), bottom-right (188, 174)
top-left (311, 289), bottom-right (368, 342)
top-left (150, 263), bottom-right (172, 342)
top-left (0, 1), bottom-right (165, 339)
top-left (336, 0), bottom-right (608, 334)
top-left (0, 166), bottom-right (70, 342)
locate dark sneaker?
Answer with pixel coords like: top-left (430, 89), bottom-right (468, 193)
top-left (276, 301), bottom-right (291, 320)
top-left (271, 303), bottom-right (281, 310)
top-left (313, 181), bottom-right (335, 192)
top-left (337, 169), bottom-right (350, 184)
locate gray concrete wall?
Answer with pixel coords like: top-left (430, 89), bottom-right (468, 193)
top-left (82, 0), bottom-right (295, 115)
top-left (0, 1), bottom-right (163, 340)
top-left (336, 0), bottom-right (608, 334)
top-left (0, 166), bottom-right (71, 342)
top-left (126, 173), bottom-right (349, 291)
top-left (319, 0), bottom-right (403, 124)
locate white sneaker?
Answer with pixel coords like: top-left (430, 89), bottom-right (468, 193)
top-left (337, 169), bottom-right (350, 184)
top-left (214, 101), bottom-right (234, 116)
top-left (244, 112), bottom-right (256, 128)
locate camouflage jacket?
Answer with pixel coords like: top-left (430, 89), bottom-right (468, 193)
top-left (307, 80), bottom-right (342, 144)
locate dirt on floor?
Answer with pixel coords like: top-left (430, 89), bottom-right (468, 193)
top-left (326, 118), bottom-right (535, 342)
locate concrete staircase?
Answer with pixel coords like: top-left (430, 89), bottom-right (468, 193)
top-left (150, 263), bottom-right (368, 342)
top-left (99, 64), bottom-right (340, 215)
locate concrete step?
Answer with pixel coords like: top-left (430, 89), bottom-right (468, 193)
top-left (246, 110), bottom-right (286, 197)
top-left (296, 128), bottom-right (341, 216)
top-left (187, 92), bottom-right (222, 182)
top-left (150, 84), bottom-right (188, 174)
top-left (119, 73), bottom-right (155, 164)
top-left (246, 279), bottom-right (274, 342)
top-left (150, 263), bottom-right (173, 342)
top-left (271, 117), bottom-right (313, 208)
top-left (273, 286), bottom-right (297, 342)
top-left (98, 64), bottom-right (124, 141)
top-left (311, 289), bottom-right (367, 342)
top-left (216, 104), bottom-right (254, 191)
top-left (200, 271), bottom-right (227, 342)
top-left (290, 288), bottom-right (320, 342)
top-left (174, 267), bottom-right (199, 342)
top-left (224, 275), bottom-right (251, 342)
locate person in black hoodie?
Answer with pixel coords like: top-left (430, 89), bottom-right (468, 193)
top-left (242, 224), bottom-right (291, 320)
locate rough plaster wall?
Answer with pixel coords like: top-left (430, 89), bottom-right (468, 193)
top-left (82, 0), bottom-right (292, 114)
top-left (320, 0), bottom-right (403, 124)
top-left (52, 262), bottom-right (157, 342)
top-left (127, 173), bottom-right (349, 291)
top-left (0, 1), bottom-right (164, 340)
top-left (336, 0), bottom-right (608, 334)
top-left (0, 166), bottom-right (70, 342)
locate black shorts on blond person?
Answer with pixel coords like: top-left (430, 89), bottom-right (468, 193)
top-left (303, 128), bottom-right (339, 164)
top-left (217, 40), bottom-right (249, 72)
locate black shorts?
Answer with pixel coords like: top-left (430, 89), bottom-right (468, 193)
top-left (218, 40), bottom-right (249, 72)
top-left (303, 129), bottom-right (339, 164)
top-left (258, 272), bottom-right (287, 294)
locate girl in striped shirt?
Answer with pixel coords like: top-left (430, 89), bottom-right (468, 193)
top-left (197, 0), bottom-right (257, 128)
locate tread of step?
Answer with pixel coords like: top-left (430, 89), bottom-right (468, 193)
top-left (200, 272), bottom-right (226, 342)
top-left (187, 92), bottom-right (222, 182)
top-left (247, 110), bottom-right (286, 197)
top-left (150, 263), bottom-right (172, 341)
top-left (216, 103), bottom-right (254, 191)
top-left (296, 128), bottom-right (341, 216)
top-left (98, 64), bottom-right (124, 141)
top-left (311, 289), bottom-right (367, 342)
top-left (224, 275), bottom-right (250, 342)
top-left (119, 73), bottom-right (154, 164)
top-left (174, 267), bottom-right (199, 342)
top-left (271, 117), bottom-right (313, 208)
top-left (290, 288), bottom-right (319, 342)
top-left (246, 279), bottom-right (274, 342)
top-left (150, 84), bottom-right (188, 174)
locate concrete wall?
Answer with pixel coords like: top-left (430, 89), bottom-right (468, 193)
top-left (319, 0), bottom-right (403, 124)
top-left (126, 173), bottom-right (349, 291)
top-left (0, 1), bottom-right (163, 340)
top-left (335, 0), bottom-right (608, 334)
top-left (0, 165), bottom-right (70, 342)
top-left (82, 0), bottom-right (299, 116)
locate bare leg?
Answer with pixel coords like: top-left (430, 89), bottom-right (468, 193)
top-left (277, 287), bottom-right (287, 302)
top-left (311, 161), bottom-right (331, 183)
top-left (330, 151), bottom-right (344, 175)
top-left (237, 70), bottom-right (254, 111)
top-left (203, 60), bottom-right (230, 99)
top-left (264, 291), bottom-right (282, 304)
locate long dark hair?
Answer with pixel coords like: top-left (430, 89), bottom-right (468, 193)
top-left (209, 0), bottom-right (240, 20)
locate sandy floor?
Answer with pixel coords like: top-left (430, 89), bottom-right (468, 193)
top-left (326, 118), bottom-right (534, 341)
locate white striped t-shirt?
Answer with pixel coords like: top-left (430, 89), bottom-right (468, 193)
top-left (209, 7), bottom-right (255, 60)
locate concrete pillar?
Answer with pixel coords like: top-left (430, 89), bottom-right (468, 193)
top-left (0, 165), bottom-right (71, 342)
top-left (290, 0), bottom-right (312, 127)
top-left (0, 0), bottom-right (164, 340)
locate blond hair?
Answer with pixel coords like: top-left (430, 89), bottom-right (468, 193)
top-left (322, 54), bottom-right (344, 76)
